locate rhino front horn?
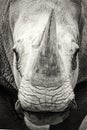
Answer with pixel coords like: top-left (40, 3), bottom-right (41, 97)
top-left (32, 9), bottom-right (64, 78)
top-left (40, 9), bottom-right (57, 53)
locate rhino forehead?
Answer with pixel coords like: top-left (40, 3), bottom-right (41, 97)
top-left (13, 14), bottom-right (79, 53)
top-left (10, 0), bottom-right (81, 31)
top-left (12, 0), bottom-right (79, 42)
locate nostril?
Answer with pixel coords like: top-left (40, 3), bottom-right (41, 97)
top-left (68, 99), bottom-right (77, 111)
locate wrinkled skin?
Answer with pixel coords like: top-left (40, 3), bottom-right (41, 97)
top-left (7, 0), bottom-right (84, 129)
top-left (0, 82), bottom-right (87, 130)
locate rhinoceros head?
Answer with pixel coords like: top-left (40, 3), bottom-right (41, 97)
top-left (0, 0), bottom-right (85, 129)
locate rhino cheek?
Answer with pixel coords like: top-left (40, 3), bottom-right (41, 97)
top-left (13, 54), bottom-right (21, 89)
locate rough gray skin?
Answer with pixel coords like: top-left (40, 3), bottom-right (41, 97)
top-left (0, 0), bottom-right (28, 129)
top-left (0, 0), bottom-right (87, 130)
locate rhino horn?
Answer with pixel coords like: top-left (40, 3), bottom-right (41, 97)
top-left (40, 9), bottom-right (57, 52)
top-left (32, 9), bottom-right (64, 79)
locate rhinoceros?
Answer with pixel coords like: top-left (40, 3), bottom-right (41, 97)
top-left (0, 0), bottom-right (87, 130)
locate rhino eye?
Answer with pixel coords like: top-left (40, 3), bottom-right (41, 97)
top-left (13, 48), bottom-right (19, 62)
top-left (73, 47), bottom-right (79, 57)
top-left (71, 47), bottom-right (79, 70)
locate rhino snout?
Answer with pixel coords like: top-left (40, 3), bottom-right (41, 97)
top-left (16, 93), bottom-right (77, 126)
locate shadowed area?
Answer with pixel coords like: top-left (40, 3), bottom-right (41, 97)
top-left (0, 85), bottom-right (28, 130)
top-left (50, 81), bottom-right (87, 130)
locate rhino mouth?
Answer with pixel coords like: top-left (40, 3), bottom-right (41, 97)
top-left (24, 109), bottom-right (70, 126)
top-left (15, 99), bottom-right (77, 126)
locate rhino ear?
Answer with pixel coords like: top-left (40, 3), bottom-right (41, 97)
top-left (0, 0), bottom-right (17, 91)
top-left (78, 1), bottom-right (87, 83)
